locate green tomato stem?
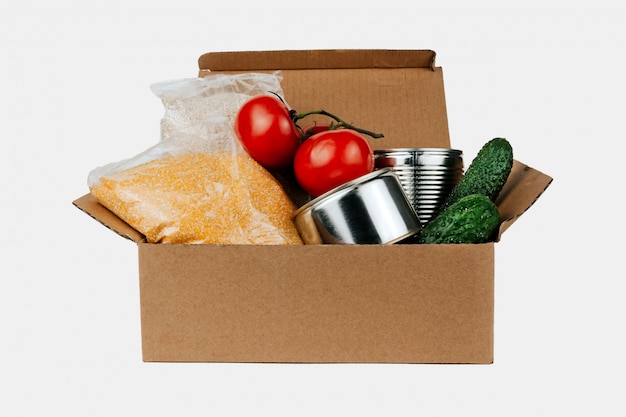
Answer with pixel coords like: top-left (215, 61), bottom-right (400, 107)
top-left (292, 109), bottom-right (384, 139)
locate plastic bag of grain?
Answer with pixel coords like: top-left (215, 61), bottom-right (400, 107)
top-left (151, 72), bottom-right (284, 142)
top-left (87, 73), bottom-right (302, 245)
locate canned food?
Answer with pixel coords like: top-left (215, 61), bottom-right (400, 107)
top-left (374, 148), bottom-right (463, 225)
top-left (293, 168), bottom-right (421, 245)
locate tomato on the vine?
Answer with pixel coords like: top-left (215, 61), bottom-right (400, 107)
top-left (234, 94), bottom-right (302, 169)
top-left (293, 129), bottom-right (375, 197)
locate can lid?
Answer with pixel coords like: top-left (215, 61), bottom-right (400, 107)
top-left (374, 147), bottom-right (462, 154)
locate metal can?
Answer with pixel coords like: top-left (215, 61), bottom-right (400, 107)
top-left (374, 148), bottom-right (463, 225)
top-left (293, 168), bottom-right (421, 245)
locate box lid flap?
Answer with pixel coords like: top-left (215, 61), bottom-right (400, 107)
top-left (198, 49), bottom-right (438, 71)
top-left (496, 160), bottom-right (553, 238)
top-left (73, 193), bottom-right (146, 243)
top-left (198, 49), bottom-right (450, 149)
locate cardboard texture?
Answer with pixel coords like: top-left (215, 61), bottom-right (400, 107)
top-left (73, 49), bottom-right (553, 363)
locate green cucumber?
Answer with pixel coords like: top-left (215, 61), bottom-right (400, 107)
top-left (418, 194), bottom-right (500, 244)
top-left (441, 137), bottom-right (513, 211)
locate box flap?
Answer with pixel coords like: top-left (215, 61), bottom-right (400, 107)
top-left (198, 49), bottom-right (450, 149)
top-left (73, 193), bottom-right (146, 243)
top-left (496, 160), bottom-right (553, 238)
top-left (198, 49), bottom-right (438, 71)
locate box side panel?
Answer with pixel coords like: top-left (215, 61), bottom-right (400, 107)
top-left (138, 244), bottom-right (494, 364)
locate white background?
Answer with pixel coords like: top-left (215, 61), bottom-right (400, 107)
top-left (2, 0), bottom-right (624, 415)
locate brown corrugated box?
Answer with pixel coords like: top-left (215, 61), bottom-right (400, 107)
top-left (73, 49), bottom-right (552, 363)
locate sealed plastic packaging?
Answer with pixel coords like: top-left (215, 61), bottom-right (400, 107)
top-left (87, 73), bottom-right (302, 245)
top-left (150, 72), bottom-right (285, 142)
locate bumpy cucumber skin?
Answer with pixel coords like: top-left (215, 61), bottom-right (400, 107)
top-left (418, 194), bottom-right (500, 244)
top-left (442, 137), bottom-right (513, 211)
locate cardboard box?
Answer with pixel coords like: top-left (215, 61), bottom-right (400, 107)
top-left (73, 49), bottom-right (552, 364)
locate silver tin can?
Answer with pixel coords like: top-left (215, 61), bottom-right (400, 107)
top-left (293, 168), bottom-right (421, 245)
top-left (374, 148), bottom-right (463, 225)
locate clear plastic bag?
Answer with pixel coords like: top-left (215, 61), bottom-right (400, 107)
top-left (150, 71), bottom-right (284, 142)
top-left (87, 73), bottom-right (303, 245)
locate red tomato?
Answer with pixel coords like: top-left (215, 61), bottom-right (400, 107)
top-left (294, 129), bottom-right (375, 197)
top-left (234, 94), bottom-right (302, 169)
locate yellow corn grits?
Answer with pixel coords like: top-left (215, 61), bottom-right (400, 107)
top-left (90, 152), bottom-right (303, 245)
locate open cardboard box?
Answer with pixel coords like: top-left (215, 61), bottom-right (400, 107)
top-left (74, 50), bottom-right (552, 364)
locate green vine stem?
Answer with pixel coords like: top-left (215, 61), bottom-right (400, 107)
top-left (290, 109), bottom-right (384, 139)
